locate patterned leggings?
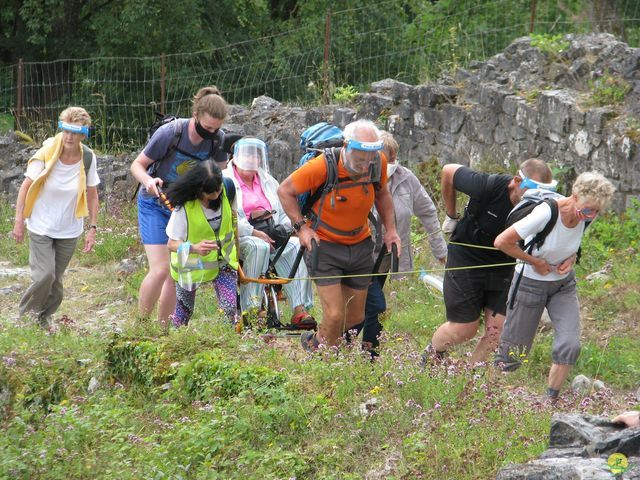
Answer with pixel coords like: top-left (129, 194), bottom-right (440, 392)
top-left (171, 267), bottom-right (238, 327)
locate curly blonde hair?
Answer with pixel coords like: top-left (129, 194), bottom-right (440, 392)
top-left (59, 107), bottom-right (91, 126)
top-left (572, 171), bottom-right (616, 210)
top-left (192, 86), bottom-right (228, 120)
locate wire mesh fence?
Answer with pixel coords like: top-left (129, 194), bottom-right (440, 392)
top-left (1, 0), bottom-right (640, 151)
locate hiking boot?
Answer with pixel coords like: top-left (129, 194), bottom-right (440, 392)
top-left (420, 343), bottom-right (447, 369)
top-left (300, 331), bottom-right (320, 353)
top-left (38, 314), bottom-right (52, 332)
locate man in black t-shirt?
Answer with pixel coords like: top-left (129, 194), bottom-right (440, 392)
top-left (426, 159), bottom-right (554, 364)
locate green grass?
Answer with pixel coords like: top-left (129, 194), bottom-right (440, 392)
top-left (0, 114), bottom-right (13, 133)
top-left (0, 197), bottom-right (639, 479)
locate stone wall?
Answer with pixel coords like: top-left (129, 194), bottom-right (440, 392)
top-left (496, 414), bottom-right (640, 480)
top-left (1, 33), bottom-right (638, 211)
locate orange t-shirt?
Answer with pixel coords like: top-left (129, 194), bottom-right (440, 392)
top-left (290, 150), bottom-right (388, 245)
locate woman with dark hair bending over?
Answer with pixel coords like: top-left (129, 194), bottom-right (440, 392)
top-left (164, 160), bottom-right (239, 326)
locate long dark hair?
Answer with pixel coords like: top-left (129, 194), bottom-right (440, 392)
top-left (165, 160), bottom-right (223, 208)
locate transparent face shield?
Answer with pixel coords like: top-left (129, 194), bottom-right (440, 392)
top-left (343, 138), bottom-right (384, 178)
top-left (232, 138), bottom-right (269, 174)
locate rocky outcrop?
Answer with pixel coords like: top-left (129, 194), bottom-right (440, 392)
top-left (1, 34), bottom-right (639, 210)
top-left (497, 414), bottom-right (640, 479)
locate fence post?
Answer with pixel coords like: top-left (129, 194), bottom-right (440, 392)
top-left (529, 0), bottom-right (537, 34)
top-left (323, 9), bottom-right (331, 104)
top-left (15, 58), bottom-right (24, 131)
top-left (160, 53), bottom-right (166, 115)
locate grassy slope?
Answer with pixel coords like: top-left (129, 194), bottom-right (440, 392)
top-left (0, 196), bottom-right (638, 480)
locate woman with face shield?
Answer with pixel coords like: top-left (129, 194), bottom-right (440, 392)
top-left (222, 138), bottom-right (315, 328)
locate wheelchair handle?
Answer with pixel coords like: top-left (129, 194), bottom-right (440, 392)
top-left (390, 243), bottom-right (399, 274)
top-left (372, 244), bottom-right (387, 274)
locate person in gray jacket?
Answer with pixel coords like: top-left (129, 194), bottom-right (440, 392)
top-left (382, 132), bottom-right (447, 273)
top-left (351, 132), bottom-right (447, 356)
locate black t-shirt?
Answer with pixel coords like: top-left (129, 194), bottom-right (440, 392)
top-left (448, 166), bottom-right (514, 267)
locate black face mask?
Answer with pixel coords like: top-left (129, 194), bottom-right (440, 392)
top-left (195, 120), bottom-right (218, 140)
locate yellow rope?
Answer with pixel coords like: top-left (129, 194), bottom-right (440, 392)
top-left (274, 261), bottom-right (517, 282)
top-left (447, 240), bottom-right (500, 250)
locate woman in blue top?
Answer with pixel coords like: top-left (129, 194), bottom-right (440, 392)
top-left (130, 86), bottom-right (228, 325)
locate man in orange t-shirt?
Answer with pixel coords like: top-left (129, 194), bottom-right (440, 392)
top-left (278, 120), bottom-right (401, 350)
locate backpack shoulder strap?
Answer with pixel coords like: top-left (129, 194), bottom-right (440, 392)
top-left (81, 144), bottom-right (93, 174)
top-left (305, 148), bottom-right (340, 229)
top-left (524, 198), bottom-right (558, 252)
top-left (223, 176), bottom-right (236, 204)
top-left (509, 198), bottom-right (559, 310)
top-left (324, 147), bottom-right (339, 188)
top-left (480, 174), bottom-right (499, 207)
top-left (301, 148), bottom-right (338, 216)
top-left (209, 130), bottom-right (222, 158)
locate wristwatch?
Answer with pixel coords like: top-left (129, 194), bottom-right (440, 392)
top-left (292, 219), bottom-right (306, 232)
top-left (88, 224), bottom-right (97, 231)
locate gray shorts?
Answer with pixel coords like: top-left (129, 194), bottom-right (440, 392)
top-left (305, 238), bottom-right (374, 289)
top-left (496, 271), bottom-right (581, 370)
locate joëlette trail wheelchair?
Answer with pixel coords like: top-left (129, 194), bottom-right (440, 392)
top-left (236, 234), bottom-right (317, 334)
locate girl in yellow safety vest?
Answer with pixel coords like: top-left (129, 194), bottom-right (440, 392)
top-left (165, 160), bottom-right (239, 327)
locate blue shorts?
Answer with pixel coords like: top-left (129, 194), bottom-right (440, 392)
top-left (137, 193), bottom-right (172, 245)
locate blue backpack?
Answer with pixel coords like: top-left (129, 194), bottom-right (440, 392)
top-left (296, 122), bottom-right (345, 215)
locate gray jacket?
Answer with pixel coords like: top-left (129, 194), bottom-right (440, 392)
top-left (378, 165), bottom-right (447, 273)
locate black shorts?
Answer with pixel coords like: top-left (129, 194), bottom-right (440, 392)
top-left (305, 238), bottom-right (374, 289)
top-left (443, 262), bottom-right (514, 323)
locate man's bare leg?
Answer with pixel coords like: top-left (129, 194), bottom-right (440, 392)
top-left (316, 283), bottom-right (368, 346)
top-left (469, 309), bottom-right (506, 364)
top-left (431, 318), bottom-right (480, 354)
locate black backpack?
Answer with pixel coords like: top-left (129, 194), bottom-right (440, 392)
top-left (452, 174), bottom-right (510, 248)
top-left (506, 197), bottom-right (560, 253)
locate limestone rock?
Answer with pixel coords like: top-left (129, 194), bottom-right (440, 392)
top-left (571, 375), bottom-right (593, 396)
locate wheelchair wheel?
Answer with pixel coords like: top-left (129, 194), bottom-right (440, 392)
top-left (262, 284), bottom-right (281, 329)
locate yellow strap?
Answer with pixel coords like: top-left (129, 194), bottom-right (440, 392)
top-left (447, 240), bottom-right (500, 251)
top-left (274, 261), bottom-right (517, 282)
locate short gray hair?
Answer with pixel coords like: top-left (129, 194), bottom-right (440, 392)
top-left (343, 119), bottom-right (381, 142)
